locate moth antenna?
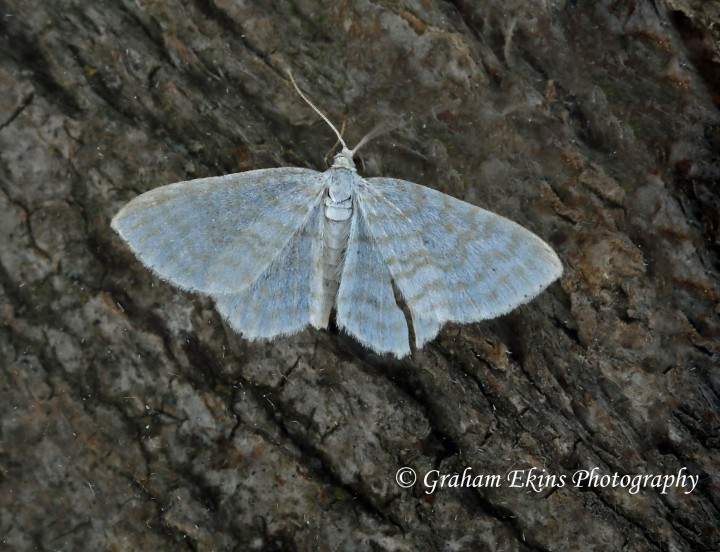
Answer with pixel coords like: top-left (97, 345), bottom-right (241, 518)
top-left (324, 120), bottom-right (348, 166)
top-left (288, 70), bottom-right (349, 152)
top-left (352, 122), bottom-right (395, 154)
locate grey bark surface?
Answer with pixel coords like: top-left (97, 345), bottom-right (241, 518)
top-left (1, 1), bottom-right (718, 550)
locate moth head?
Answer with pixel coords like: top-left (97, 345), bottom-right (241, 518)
top-left (332, 147), bottom-right (356, 170)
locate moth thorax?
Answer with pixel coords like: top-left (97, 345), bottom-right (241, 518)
top-left (325, 170), bottom-right (354, 222)
top-left (324, 195), bottom-right (352, 222)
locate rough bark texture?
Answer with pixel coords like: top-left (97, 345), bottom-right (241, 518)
top-left (1, 1), bottom-right (718, 550)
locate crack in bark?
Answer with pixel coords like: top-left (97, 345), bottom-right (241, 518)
top-left (0, 91), bottom-right (34, 132)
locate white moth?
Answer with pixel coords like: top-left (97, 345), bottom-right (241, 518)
top-left (112, 77), bottom-right (562, 358)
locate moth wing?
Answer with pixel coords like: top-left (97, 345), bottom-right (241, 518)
top-left (213, 202), bottom-right (325, 339)
top-left (336, 207), bottom-right (411, 358)
top-left (111, 167), bottom-right (324, 294)
top-left (358, 177), bottom-right (562, 348)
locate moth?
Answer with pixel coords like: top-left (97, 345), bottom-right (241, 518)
top-left (112, 77), bottom-right (562, 357)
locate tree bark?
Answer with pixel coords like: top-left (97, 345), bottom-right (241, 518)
top-left (1, 1), bottom-right (718, 550)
